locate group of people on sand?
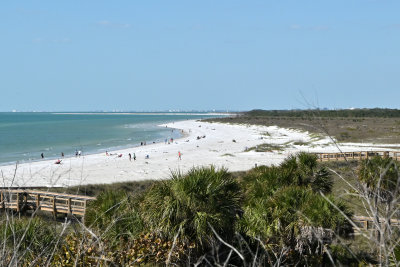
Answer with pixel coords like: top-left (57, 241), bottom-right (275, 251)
top-left (50, 134), bottom-right (184, 165)
top-left (105, 149), bottom-right (182, 161)
top-left (164, 138), bottom-right (174, 144)
top-left (106, 151), bottom-right (138, 161)
top-left (40, 149), bottom-right (82, 165)
top-left (128, 153), bottom-right (137, 161)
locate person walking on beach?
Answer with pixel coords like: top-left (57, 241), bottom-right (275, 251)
top-left (178, 151), bottom-right (182, 160)
top-left (133, 153), bottom-right (136, 161)
top-left (41, 153), bottom-right (44, 159)
top-left (128, 153), bottom-right (132, 161)
top-left (75, 150), bottom-right (78, 157)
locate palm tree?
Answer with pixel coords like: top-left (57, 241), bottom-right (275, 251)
top-left (139, 166), bottom-right (242, 248)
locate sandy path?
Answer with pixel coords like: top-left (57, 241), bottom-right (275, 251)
top-left (0, 120), bottom-right (398, 187)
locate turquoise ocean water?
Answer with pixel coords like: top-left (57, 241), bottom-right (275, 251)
top-left (0, 112), bottom-right (219, 165)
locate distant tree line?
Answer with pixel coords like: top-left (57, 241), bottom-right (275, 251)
top-left (245, 108), bottom-right (400, 118)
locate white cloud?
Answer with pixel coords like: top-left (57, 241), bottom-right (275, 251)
top-left (388, 24), bottom-right (400, 29)
top-left (289, 24), bottom-right (302, 30)
top-left (32, 37), bottom-right (43, 43)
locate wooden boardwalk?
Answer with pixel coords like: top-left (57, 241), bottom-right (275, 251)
top-left (0, 190), bottom-right (95, 218)
top-left (315, 151), bottom-right (400, 162)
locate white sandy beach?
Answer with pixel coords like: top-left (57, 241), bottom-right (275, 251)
top-left (1, 120), bottom-right (398, 188)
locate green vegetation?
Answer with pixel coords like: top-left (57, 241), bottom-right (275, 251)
top-left (292, 140), bottom-right (310, 146)
top-left (246, 108), bottom-right (400, 118)
top-left (205, 108), bottom-right (400, 143)
top-left (140, 167), bottom-right (241, 248)
top-left (245, 143), bottom-right (287, 152)
top-left (0, 217), bottom-right (59, 262)
top-left (52, 180), bottom-right (154, 197)
top-left (2, 153), bottom-right (400, 265)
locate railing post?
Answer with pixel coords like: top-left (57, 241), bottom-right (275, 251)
top-left (0, 191), bottom-right (4, 210)
top-left (52, 196), bottom-right (57, 219)
top-left (82, 200), bottom-right (87, 224)
top-left (16, 193), bottom-right (20, 212)
top-left (68, 198), bottom-right (72, 214)
top-left (36, 194), bottom-right (40, 211)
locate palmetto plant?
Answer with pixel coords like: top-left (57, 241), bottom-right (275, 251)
top-left (139, 166), bottom-right (242, 248)
top-left (239, 152), bottom-right (352, 264)
top-left (358, 156), bottom-right (399, 201)
top-left (280, 152), bottom-right (333, 194)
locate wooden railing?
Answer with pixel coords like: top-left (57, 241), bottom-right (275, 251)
top-left (353, 215), bottom-right (400, 230)
top-left (0, 190), bottom-right (95, 218)
top-left (315, 151), bottom-right (400, 162)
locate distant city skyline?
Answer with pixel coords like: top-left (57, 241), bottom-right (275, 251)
top-left (1, 1), bottom-right (399, 111)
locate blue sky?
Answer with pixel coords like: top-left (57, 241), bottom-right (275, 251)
top-left (1, 1), bottom-right (399, 111)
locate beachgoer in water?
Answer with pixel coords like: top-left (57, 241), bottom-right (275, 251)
top-left (78, 150), bottom-right (82, 157)
top-left (128, 153), bottom-right (132, 161)
top-left (41, 153), bottom-right (44, 159)
top-left (61, 152), bottom-right (64, 158)
top-left (133, 153), bottom-right (136, 161)
top-left (75, 150), bottom-right (78, 157)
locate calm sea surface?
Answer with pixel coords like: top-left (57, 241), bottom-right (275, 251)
top-left (0, 112), bottom-right (219, 165)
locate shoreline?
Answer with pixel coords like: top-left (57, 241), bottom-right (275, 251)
top-left (0, 120), bottom-right (398, 188)
top-left (51, 112), bottom-right (234, 116)
top-left (0, 124), bottom-right (184, 168)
